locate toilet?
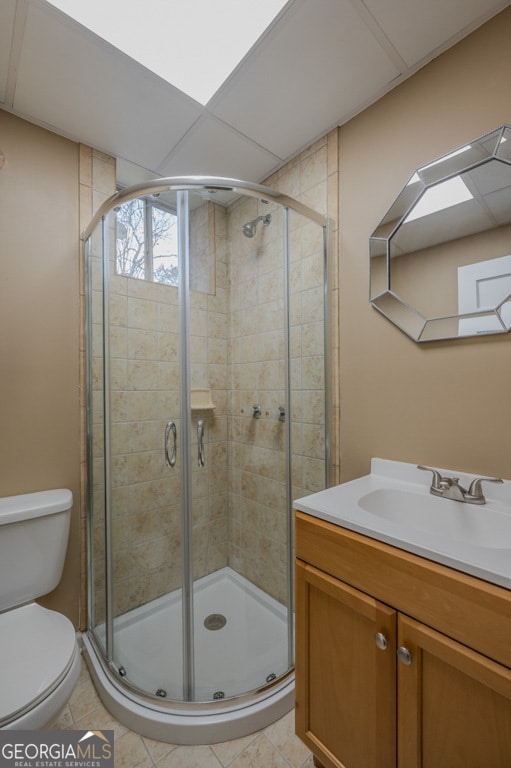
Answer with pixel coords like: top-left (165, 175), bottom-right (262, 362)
top-left (0, 489), bottom-right (81, 729)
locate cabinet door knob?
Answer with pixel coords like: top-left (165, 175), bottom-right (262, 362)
top-left (374, 632), bottom-right (388, 651)
top-left (397, 646), bottom-right (412, 665)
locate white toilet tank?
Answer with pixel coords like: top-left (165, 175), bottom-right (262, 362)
top-left (0, 489), bottom-right (73, 612)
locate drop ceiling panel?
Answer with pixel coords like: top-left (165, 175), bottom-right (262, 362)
top-left (158, 115), bottom-right (280, 181)
top-left (3, 0), bottom-right (508, 194)
top-left (208, 0), bottom-right (402, 159)
top-left (13, 2), bottom-right (202, 169)
top-left (364, 0), bottom-right (509, 67)
top-left (0, 0), bottom-right (17, 103)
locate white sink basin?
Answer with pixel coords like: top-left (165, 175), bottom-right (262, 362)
top-left (358, 487), bottom-right (510, 550)
top-left (294, 458), bottom-right (511, 589)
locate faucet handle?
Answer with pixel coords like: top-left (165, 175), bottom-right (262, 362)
top-left (417, 465), bottom-right (446, 490)
top-left (467, 476), bottom-right (503, 502)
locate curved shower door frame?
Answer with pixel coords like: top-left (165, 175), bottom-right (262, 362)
top-left (83, 176), bottom-right (326, 240)
top-left (84, 176), bottom-right (329, 730)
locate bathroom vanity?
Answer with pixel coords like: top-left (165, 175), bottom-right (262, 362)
top-left (294, 459), bottom-right (511, 768)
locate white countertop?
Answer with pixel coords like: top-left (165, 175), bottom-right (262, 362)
top-left (294, 458), bottom-right (511, 590)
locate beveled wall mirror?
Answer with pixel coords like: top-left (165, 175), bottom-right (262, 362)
top-left (370, 125), bottom-right (511, 342)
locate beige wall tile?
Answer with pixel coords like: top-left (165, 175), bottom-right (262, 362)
top-left (82, 128), bottom-right (334, 621)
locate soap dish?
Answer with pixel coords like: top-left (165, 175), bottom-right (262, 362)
top-left (190, 388), bottom-right (216, 410)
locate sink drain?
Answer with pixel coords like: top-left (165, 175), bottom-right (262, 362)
top-left (204, 613), bottom-right (226, 631)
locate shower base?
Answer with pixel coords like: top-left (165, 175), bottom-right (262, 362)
top-left (82, 567), bottom-right (294, 744)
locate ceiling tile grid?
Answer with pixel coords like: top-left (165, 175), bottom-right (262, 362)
top-left (208, 0), bottom-right (403, 158)
top-left (157, 113), bottom-right (281, 180)
top-left (1, 0), bottom-right (510, 187)
top-left (13, 1), bottom-right (203, 169)
top-left (362, 0), bottom-right (511, 67)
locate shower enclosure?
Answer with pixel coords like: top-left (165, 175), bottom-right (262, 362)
top-left (83, 177), bottom-right (328, 744)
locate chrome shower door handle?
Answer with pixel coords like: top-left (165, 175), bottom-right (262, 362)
top-left (197, 419), bottom-right (205, 467)
top-left (164, 420), bottom-right (177, 468)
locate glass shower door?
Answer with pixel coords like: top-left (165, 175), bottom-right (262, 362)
top-left (187, 192), bottom-right (293, 701)
top-left (93, 198), bottom-right (188, 701)
top-left (85, 180), bottom-right (328, 712)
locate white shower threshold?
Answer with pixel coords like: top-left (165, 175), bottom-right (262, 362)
top-left (82, 567), bottom-right (295, 744)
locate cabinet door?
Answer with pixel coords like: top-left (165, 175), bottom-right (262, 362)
top-left (296, 560), bottom-right (397, 768)
top-left (397, 614), bottom-right (511, 768)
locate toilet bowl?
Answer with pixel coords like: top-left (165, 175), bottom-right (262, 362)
top-left (0, 489), bottom-right (81, 729)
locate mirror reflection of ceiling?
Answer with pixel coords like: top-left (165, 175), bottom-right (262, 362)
top-left (392, 132), bottom-right (511, 256)
top-left (369, 126), bottom-right (511, 342)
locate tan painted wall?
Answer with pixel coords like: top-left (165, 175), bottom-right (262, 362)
top-left (5, 3), bottom-right (508, 630)
top-left (338, 7), bottom-right (511, 483)
top-left (0, 109), bottom-right (81, 626)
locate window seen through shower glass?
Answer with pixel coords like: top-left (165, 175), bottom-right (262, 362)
top-left (115, 197), bottom-right (178, 285)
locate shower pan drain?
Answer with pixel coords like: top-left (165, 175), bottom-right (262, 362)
top-left (204, 613), bottom-right (227, 631)
top-left (213, 691), bottom-right (225, 700)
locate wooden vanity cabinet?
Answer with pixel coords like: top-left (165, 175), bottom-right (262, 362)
top-left (295, 511), bottom-right (511, 768)
top-left (296, 559), bottom-right (397, 768)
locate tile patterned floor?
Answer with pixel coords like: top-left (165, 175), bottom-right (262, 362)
top-left (52, 659), bottom-right (313, 768)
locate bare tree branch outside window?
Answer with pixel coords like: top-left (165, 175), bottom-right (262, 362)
top-left (116, 198), bottom-right (178, 286)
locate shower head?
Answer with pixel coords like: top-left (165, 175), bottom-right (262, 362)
top-left (242, 221), bottom-right (257, 238)
top-left (242, 213), bottom-right (272, 238)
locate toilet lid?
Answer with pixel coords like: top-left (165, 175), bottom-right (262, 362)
top-left (0, 602), bottom-right (77, 725)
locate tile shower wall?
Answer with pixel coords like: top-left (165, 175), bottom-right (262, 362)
top-left (89, 200), bottom-right (229, 618)
top-left (227, 198), bottom-right (289, 602)
top-left (84, 130), bottom-right (339, 623)
top-left (80, 147), bottom-right (117, 629)
top-left (227, 136), bottom-right (332, 603)
top-left (109, 274), bottom-right (184, 617)
top-left (189, 202), bottom-right (230, 581)
top-left (269, 131), bottom-right (340, 491)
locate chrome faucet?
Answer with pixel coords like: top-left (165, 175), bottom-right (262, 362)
top-left (417, 465), bottom-right (503, 505)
